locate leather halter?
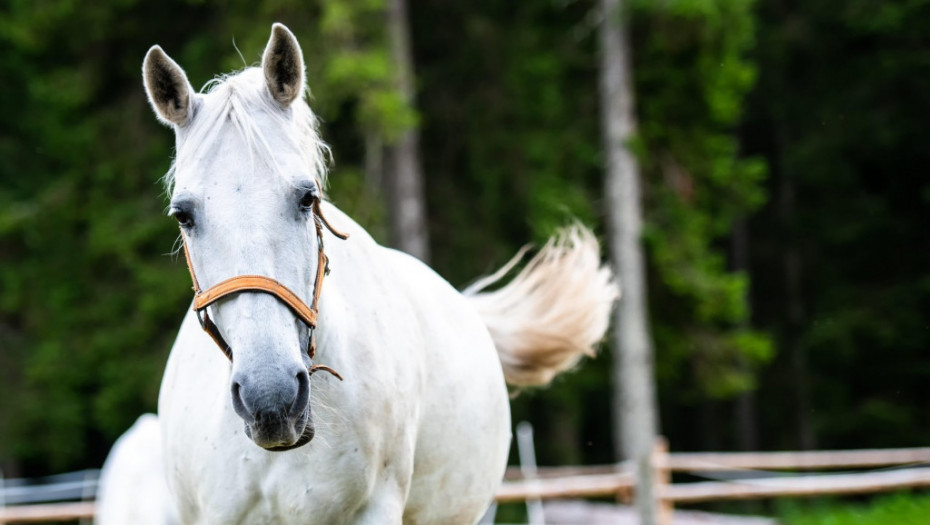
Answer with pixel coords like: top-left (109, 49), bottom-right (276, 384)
top-left (181, 198), bottom-right (348, 380)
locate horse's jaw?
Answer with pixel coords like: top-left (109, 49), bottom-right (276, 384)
top-left (242, 405), bottom-right (315, 452)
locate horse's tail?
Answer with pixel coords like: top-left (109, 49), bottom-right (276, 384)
top-left (463, 224), bottom-right (619, 387)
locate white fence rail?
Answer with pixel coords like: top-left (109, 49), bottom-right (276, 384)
top-left (4, 445), bottom-right (930, 523)
top-left (0, 470), bottom-right (98, 524)
top-left (497, 439), bottom-right (930, 525)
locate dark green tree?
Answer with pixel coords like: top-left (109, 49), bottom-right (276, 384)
top-left (744, 0), bottom-right (930, 450)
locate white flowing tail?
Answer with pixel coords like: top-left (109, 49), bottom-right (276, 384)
top-left (464, 225), bottom-right (619, 387)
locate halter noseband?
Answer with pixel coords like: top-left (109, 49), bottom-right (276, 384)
top-left (181, 198), bottom-right (348, 380)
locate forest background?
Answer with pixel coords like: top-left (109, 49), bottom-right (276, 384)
top-left (1, 0), bottom-right (928, 493)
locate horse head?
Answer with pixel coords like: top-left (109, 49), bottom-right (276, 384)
top-left (143, 24), bottom-right (331, 451)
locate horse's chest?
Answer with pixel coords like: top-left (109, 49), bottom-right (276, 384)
top-left (180, 444), bottom-right (374, 525)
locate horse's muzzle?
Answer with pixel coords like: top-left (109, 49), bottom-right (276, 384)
top-left (231, 367), bottom-right (315, 450)
top-left (243, 406), bottom-right (315, 451)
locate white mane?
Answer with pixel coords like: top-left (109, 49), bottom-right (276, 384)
top-left (163, 67), bottom-right (329, 194)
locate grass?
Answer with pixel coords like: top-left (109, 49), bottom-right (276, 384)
top-left (779, 492), bottom-right (930, 525)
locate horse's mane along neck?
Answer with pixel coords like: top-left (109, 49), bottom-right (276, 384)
top-left (164, 67), bottom-right (329, 193)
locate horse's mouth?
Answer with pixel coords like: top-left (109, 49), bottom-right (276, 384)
top-left (243, 406), bottom-right (315, 452)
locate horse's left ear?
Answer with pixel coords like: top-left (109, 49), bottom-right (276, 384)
top-left (262, 23), bottom-right (305, 107)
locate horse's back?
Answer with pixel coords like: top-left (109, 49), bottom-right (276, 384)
top-left (97, 414), bottom-right (179, 525)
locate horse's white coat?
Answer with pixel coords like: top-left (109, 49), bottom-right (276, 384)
top-left (140, 23), bottom-right (615, 525)
top-left (96, 414), bottom-right (179, 525)
top-left (161, 208), bottom-right (511, 524)
top-left (150, 26), bottom-right (510, 523)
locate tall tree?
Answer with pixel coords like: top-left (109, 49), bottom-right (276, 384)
top-left (630, 0), bottom-right (770, 453)
top-left (779, 162), bottom-right (816, 450)
top-left (599, 0), bottom-right (660, 523)
top-left (317, 0), bottom-right (427, 260)
top-left (741, 0), bottom-right (930, 451)
top-left (731, 220), bottom-right (760, 451)
top-left (383, 0), bottom-right (429, 261)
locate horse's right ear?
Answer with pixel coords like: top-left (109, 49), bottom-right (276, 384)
top-left (143, 45), bottom-right (194, 127)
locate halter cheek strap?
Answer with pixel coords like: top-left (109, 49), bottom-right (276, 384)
top-left (181, 198), bottom-right (348, 380)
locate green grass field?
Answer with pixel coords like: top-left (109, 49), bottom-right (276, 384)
top-left (779, 492), bottom-right (930, 525)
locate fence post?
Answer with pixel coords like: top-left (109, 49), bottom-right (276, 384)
top-left (616, 459), bottom-right (633, 504)
top-left (653, 436), bottom-right (673, 525)
top-left (79, 470), bottom-right (97, 525)
top-left (0, 467), bottom-right (6, 525)
top-left (516, 422), bottom-right (546, 525)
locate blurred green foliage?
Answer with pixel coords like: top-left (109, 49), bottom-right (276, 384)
top-left (743, 0), bottom-right (930, 450)
top-left (0, 0), bottom-right (927, 478)
top-left (631, 0), bottom-right (772, 399)
top-left (779, 492), bottom-right (930, 525)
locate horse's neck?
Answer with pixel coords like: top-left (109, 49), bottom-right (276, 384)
top-left (310, 204), bottom-right (379, 374)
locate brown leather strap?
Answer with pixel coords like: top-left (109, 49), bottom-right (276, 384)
top-left (311, 254), bottom-right (327, 313)
top-left (182, 236), bottom-right (201, 292)
top-left (178, 197), bottom-right (348, 382)
top-left (313, 199), bottom-right (349, 240)
top-left (199, 310), bottom-right (233, 361)
top-left (193, 275), bottom-right (318, 328)
top-left (309, 363), bottom-right (343, 381)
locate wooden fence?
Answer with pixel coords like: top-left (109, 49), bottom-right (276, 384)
top-left (0, 502), bottom-right (94, 524)
top-left (3, 443), bottom-right (930, 523)
top-left (497, 439), bottom-right (930, 524)
top-left (0, 469), bottom-right (97, 525)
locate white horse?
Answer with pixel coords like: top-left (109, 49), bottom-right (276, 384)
top-left (142, 23), bottom-right (616, 524)
top-left (96, 414), bottom-right (179, 525)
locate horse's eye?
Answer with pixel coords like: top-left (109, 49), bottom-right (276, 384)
top-left (299, 190), bottom-right (317, 211)
top-left (169, 208), bottom-right (195, 229)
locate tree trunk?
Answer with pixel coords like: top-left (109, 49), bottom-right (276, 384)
top-left (731, 219), bottom-right (760, 451)
top-left (384, 0), bottom-right (430, 262)
top-left (699, 400), bottom-right (721, 451)
top-left (599, 0), bottom-right (660, 523)
top-left (776, 128), bottom-right (816, 451)
top-left (735, 380), bottom-right (760, 451)
top-left (785, 246), bottom-right (815, 450)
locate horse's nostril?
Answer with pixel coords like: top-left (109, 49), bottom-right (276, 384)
top-left (230, 367), bottom-right (309, 426)
top-left (291, 370), bottom-right (311, 415)
top-left (230, 378), bottom-right (254, 422)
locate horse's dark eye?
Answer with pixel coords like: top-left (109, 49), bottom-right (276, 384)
top-left (170, 208), bottom-right (194, 229)
top-left (299, 190), bottom-right (317, 211)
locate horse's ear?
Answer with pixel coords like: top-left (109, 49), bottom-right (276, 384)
top-left (262, 23), bottom-right (305, 107)
top-left (143, 45), bottom-right (195, 127)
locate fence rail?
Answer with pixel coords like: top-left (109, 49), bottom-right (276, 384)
top-left (503, 446), bottom-right (930, 480)
top-left (496, 471), bottom-right (635, 503)
top-left (0, 470), bottom-right (98, 525)
top-left (663, 466), bottom-right (930, 503)
top-left (3, 445), bottom-right (930, 523)
top-left (663, 447), bottom-right (930, 472)
top-left (0, 502), bottom-right (95, 524)
top-left (496, 440), bottom-right (930, 525)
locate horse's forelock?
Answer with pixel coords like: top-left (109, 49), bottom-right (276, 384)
top-left (162, 67), bottom-right (329, 195)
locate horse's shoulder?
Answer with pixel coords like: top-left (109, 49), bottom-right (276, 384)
top-left (323, 203), bottom-right (481, 332)
top-left (324, 203), bottom-right (457, 293)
